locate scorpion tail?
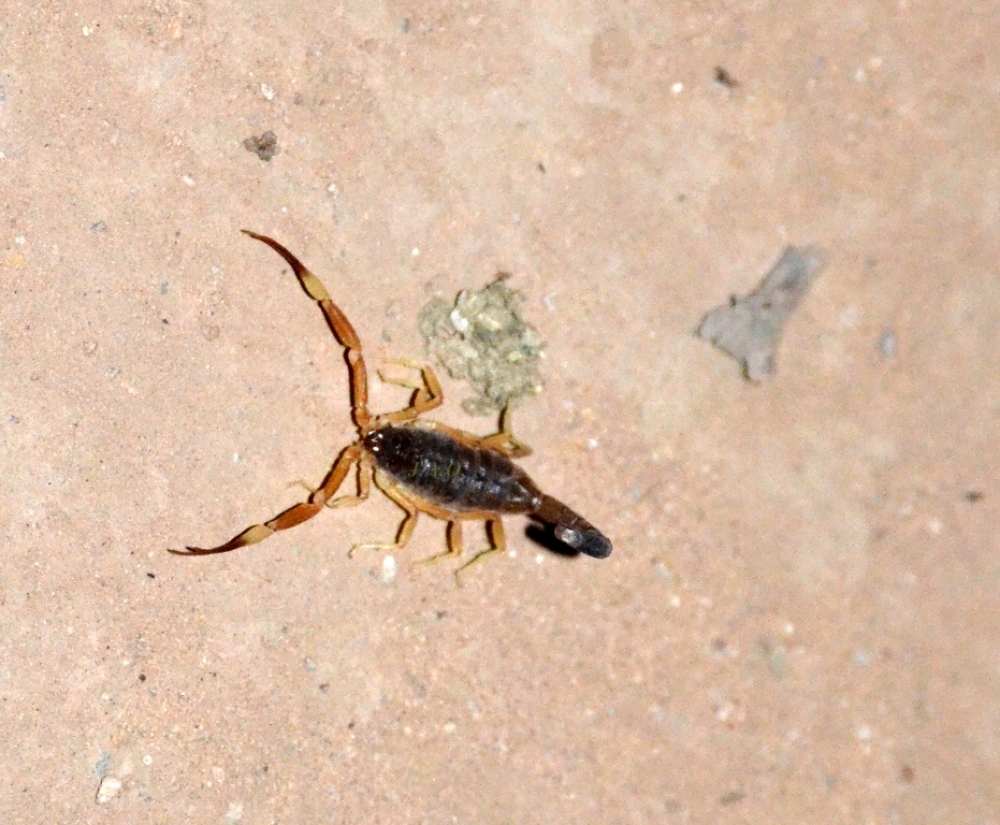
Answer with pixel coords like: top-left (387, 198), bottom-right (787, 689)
top-left (533, 494), bottom-right (612, 559)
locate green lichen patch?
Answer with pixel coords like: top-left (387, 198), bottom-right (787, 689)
top-left (418, 274), bottom-right (545, 415)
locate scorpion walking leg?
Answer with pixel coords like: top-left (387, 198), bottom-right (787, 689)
top-left (348, 480), bottom-right (419, 557)
top-left (415, 520), bottom-right (466, 567)
top-left (324, 455), bottom-right (373, 509)
top-left (455, 519), bottom-right (507, 580)
top-left (375, 359), bottom-right (444, 425)
top-left (179, 443), bottom-right (363, 555)
top-left (242, 230), bottom-right (373, 430)
top-left (418, 520), bottom-right (507, 583)
top-left (478, 405), bottom-right (532, 458)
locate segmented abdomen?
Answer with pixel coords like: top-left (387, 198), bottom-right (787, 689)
top-left (364, 424), bottom-right (541, 514)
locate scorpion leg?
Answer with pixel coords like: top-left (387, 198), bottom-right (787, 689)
top-left (348, 478), bottom-right (419, 557)
top-left (375, 358), bottom-right (444, 425)
top-left (455, 519), bottom-right (507, 581)
top-left (478, 405), bottom-right (532, 458)
top-left (241, 230), bottom-right (372, 430)
top-left (178, 443), bottom-right (363, 555)
top-left (325, 455), bottom-right (373, 509)
top-left (417, 519), bottom-right (507, 584)
top-left (415, 520), bottom-right (466, 567)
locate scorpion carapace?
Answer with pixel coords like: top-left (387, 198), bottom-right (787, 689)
top-left (177, 231), bottom-right (612, 575)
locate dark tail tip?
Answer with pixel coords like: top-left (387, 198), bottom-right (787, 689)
top-left (554, 524), bottom-right (612, 559)
top-left (534, 495), bottom-right (612, 559)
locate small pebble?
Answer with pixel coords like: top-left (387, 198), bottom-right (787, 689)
top-left (381, 555), bottom-right (398, 584)
top-left (96, 776), bottom-right (122, 804)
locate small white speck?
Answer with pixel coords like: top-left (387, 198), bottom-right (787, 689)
top-left (411, 247), bottom-right (420, 257)
top-left (857, 724), bottom-right (872, 741)
top-left (784, 622), bottom-right (795, 636)
top-left (535, 553), bottom-right (544, 564)
top-left (507, 549), bottom-right (517, 558)
top-left (669, 595), bottom-right (681, 608)
top-left (142, 755), bottom-right (153, 766)
top-left (854, 67), bottom-right (868, 83)
top-left (449, 308), bottom-right (470, 333)
top-left (82, 25), bottom-right (92, 37)
top-left (182, 175), bottom-right (195, 187)
top-left (671, 82), bottom-right (684, 94)
top-left (443, 722), bottom-right (457, 733)
top-left (232, 453), bottom-right (240, 463)
top-left (260, 83), bottom-right (275, 101)
top-left (14, 236), bottom-right (26, 245)
top-left (927, 518), bottom-right (943, 535)
top-left (226, 802), bottom-right (244, 823)
top-left (0, 151), bottom-right (6, 160)
top-left (327, 182), bottom-right (340, 195)
top-left (381, 555), bottom-right (398, 584)
top-left (586, 438), bottom-right (598, 450)
top-left (96, 776), bottom-right (122, 804)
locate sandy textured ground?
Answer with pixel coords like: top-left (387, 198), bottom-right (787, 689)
top-left (2, 2), bottom-right (998, 823)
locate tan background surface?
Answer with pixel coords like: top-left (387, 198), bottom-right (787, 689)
top-left (1, 2), bottom-right (997, 822)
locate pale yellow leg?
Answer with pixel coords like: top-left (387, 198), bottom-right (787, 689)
top-left (455, 519), bottom-right (508, 582)
top-left (348, 481), bottom-right (419, 557)
top-left (415, 521), bottom-right (465, 567)
top-left (478, 406), bottom-right (532, 458)
top-left (375, 359), bottom-right (444, 425)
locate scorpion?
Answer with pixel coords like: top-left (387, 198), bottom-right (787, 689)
top-left (178, 231), bottom-right (612, 575)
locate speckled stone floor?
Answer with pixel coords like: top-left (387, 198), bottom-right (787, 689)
top-left (1, 3), bottom-right (997, 822)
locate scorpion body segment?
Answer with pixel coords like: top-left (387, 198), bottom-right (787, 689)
top-left (365, 424), bottom-right (543, 515)
top-left (179, 231), bottom-right (612, 575)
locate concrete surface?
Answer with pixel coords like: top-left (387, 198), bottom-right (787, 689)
top-left (1, 2), bottom-right (998, 822)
